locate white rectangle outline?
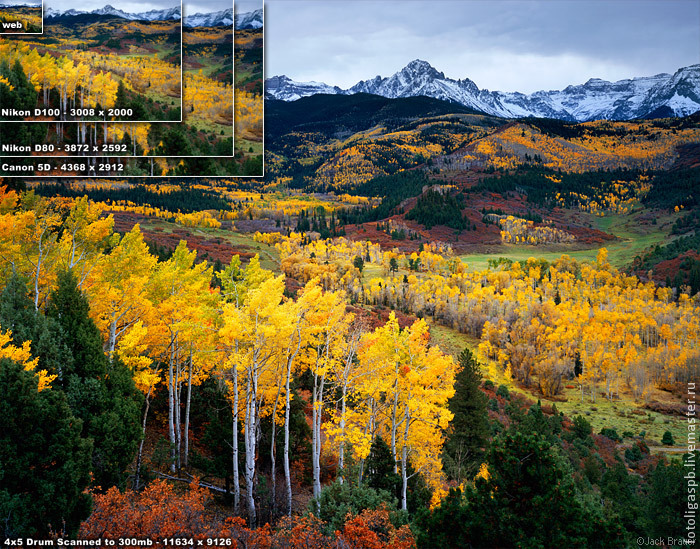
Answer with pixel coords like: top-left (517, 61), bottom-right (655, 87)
top-left (0, 0), bottom-right (184, 122)
top-left (0, 0), bottom-right (43, 34)
top-left (0, 0), bottom-right (252, 162)
top-left (2, 7), bottom-right (233, 157)
top-left (0, 1), bottom-right (264, 176)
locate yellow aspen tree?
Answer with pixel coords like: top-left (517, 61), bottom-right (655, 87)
top-left (220, 274), bottom-right (289, 527)
top-left (148, 241), bottom-right (213, 474)
top-left (16, 195), bottom-right (62, 310)
top-left (87, 225), bottom-right (157, 359)
top-left (302, 283), bottom-right (353, 513)
top-left (57, 197), bottom-right (116, 287)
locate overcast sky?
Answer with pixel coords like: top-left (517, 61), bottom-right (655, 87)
top-left (46, 0), bottom-right (179, 14)
top-left (236, 0), bottom-right (259, 13)
top-left (265, 0), bottom-right (700, 93)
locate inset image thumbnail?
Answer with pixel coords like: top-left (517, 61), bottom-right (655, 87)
top-left (0, 0), bottom-right (183, 122)
top-left (0, 0), bottom-right (42, 34)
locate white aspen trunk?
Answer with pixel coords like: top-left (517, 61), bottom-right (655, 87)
top-left (134, 384), bottom-right (153, 490)
top-left (337, 330), bottom-right (360, 486)
top-left (312, 369), bottom-right (325, 513)
top-left (33, 229), bottom-right (47, 311)
top-left (184, 353), bottom-right (193, 468)
top-left (269, 376), bottom-right (282, 519)
top-left (107, 319), bottom-right (117, 359)
top-left (244, 372), bottom-right (257, 527)
top-left (61, 82), bottom-right (67, 121)
top-left (338, 385), bottom-right (347, 484)
top-left (283, 323), bottom-right (302, 517)
top-left (401, 446), bottom-right (408, 511)
top-left (283, 360), bottom-right (293, 516)
top-left (232, 361), bottom-right (240, 514)
top-left (175, 347), bottom-right (182, 472)
top-left (168, 336), bottom-right (176, 473)
top-left (33, 250), bottom-right (41, 311)
top-left (401, 406), bottom-right (411, 511)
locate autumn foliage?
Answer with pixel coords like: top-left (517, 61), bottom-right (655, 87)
top-left (80, 479), bottom-right (416, 548)
top-left (273, 233), bottom-right (700, 402)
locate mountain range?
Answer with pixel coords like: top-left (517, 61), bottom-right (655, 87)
top-left (44, 6), bottom-right (260, 27)
top-left (182, 7), bottom-right (232, 28)
top-left (44, 4), bottom-right (180, 21)
top-left (182, 7), bottom-right (261, 28)
top-left (266, 60), bottom-right (700, 122)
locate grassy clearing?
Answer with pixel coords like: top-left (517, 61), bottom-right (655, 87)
top-left (553, 385), bottom-right (686, 450)
top-left (461, 245), bottom-right (603, 272)
top-left (235, 67), bottom-right (253, 87)
top-left (428, 322), bottom-right (685, 451)
top-left (188, 118), bottom-right (234, 138)
top-left (461, 209), bottom-right (678, 271)
top-left (361, 263), bottom-right (386, 279)
top-left (427, 322), bottom-right (480, 359)
top-left (590, 211), bottom-right (675, 266)
top-left (235, 138), bottom-right (263, 157)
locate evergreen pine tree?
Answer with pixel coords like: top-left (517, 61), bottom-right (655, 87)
top-left (47, 270), bottom-right (142, 489)
top-left (364, 435), bottom-right (401, 499)
top-left (442, 348), bottom-right (490, 481)
top-left (643, 459), bottom-right (688, 539)
top-left (417, 430), bottom-right (623, 548)
top-left (0, 358), bottom-right (93, 537)
top-left (47, 270), bottom-right (107, 380)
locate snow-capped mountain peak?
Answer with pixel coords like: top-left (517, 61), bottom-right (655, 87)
top-left (266, 60), bottom-right (700, 121)
top-left (92, 5), bottom-right (129, 17)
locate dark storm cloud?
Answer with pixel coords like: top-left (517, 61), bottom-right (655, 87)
top-left (265, 0), bottom-right (700, 93)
